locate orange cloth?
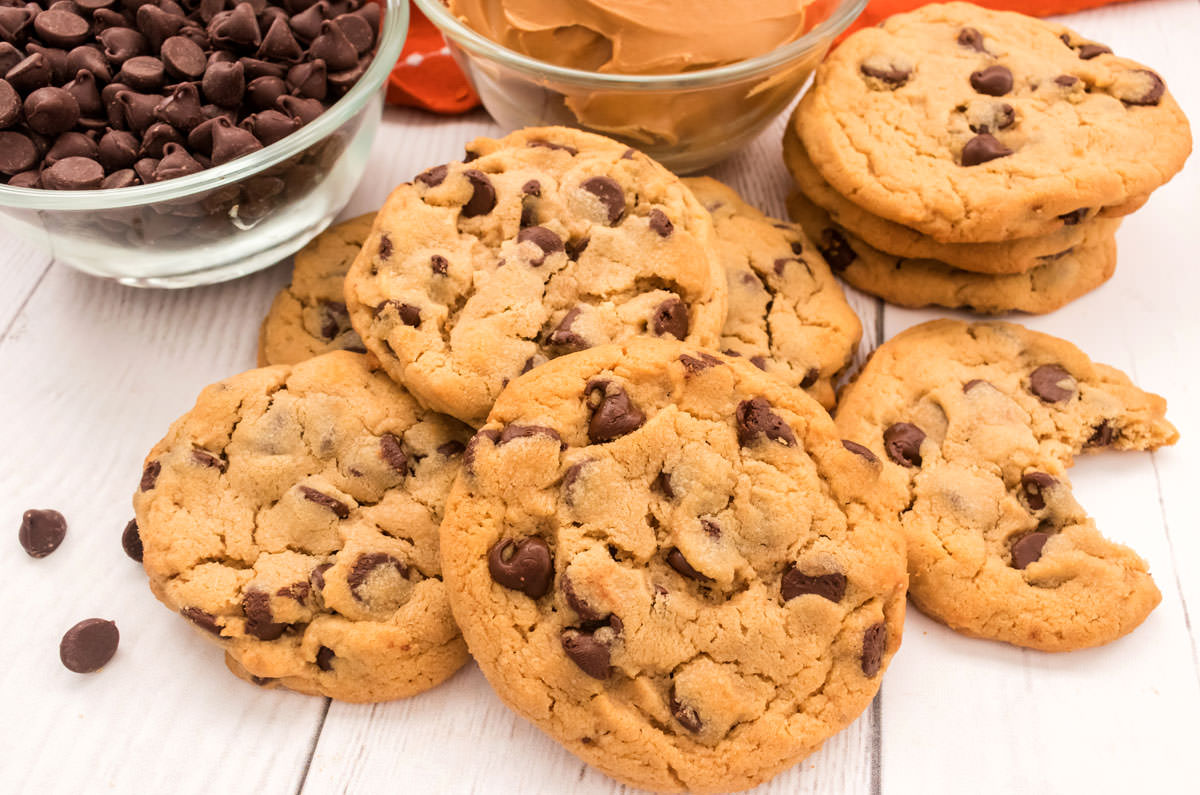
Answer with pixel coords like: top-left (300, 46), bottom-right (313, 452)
top-left (385, 1), bottom-right (1134, 114)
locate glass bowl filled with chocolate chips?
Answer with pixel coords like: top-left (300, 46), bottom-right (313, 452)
top-left (417, 0), bottom-right (866, 174)
top-left (0, 0), bottom-right (406, 287)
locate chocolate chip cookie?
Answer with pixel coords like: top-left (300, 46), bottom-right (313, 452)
top-left (257, 213), bottom-right (374, 367)
top-left (683, 177), bottom-right (861, 409)
top-left (343, 127), bottom-right (727, 426)
top-left (794, 2), bottom-right (1191, 243)
top-left (133, 351), bottom-right (473, 702)
top-left (836, 320), bottom-right (1176, 651)
top-left (788, 191), bottom-right (1120, 314)
top-left (440, 338), bottom-right (906, 792)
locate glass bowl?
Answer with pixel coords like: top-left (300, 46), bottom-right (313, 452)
top-left (0, 1), bottom-right (409, 288)
top-left (415, 0), bottom-right (866, 174)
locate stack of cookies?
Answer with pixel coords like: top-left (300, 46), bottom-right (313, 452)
top-left (783, 2), bottom-right (1192, 315)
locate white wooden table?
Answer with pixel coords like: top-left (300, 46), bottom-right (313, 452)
top-left (4, 2), bottom-right (1198, 792)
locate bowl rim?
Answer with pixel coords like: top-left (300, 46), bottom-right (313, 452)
top-left (0, 0), bottom-right (409, 211)
top-left (414, 0), bottom-right (868, 89)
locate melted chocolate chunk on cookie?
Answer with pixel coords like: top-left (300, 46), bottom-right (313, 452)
top-left (500, 424), bottom-right (565, 448)
top-left (817, 228), bottom-right (856, 272)
top-left (191, 448), bottom-right (226, 472)
top-left (800, 368), bottom-right (820, 389)
top-left (781, 566), bottom-right (847, 603)
top-left (653, 470), bottom-right (676, 499)
top-left (735, 397), bottom-right (796, 447)
top-left (182, 606), bottom-right (222, 636)
top-left (1086, 421), bottom-right (1116, 448)
top-left (60, 618), bottom-right (119, 674)
top-left (648, 208), bottom-right (674, 237)
top-left (586, 380), bottom-right (646, 443)
top-left (565, 236), bottom-right (590, 260)
top-left (464, 428), bottom-right (501, 475)
top-left (970, 65), bottom-right (1013, 96)
top-left (561, 573), bottom-right (604, 622)
top-left (277, 581), bottom-right (311, 603)
top-left (861, 622), bottom-right (887, 677)
top-left (860, 58), bottom-right (911, 88)
top-left (562, 461), bottom-right (590, 506)
top-left (1114, 69), bottom-right (1165, 106)
top-left (242, 590), bottom-right (285, 641)
top-left (122, 519), bottom-right (143, 562)
top-left (883, 423), bottom-right (925, 468)
top-left (957, 27), bottom-right (986, 52)
top-left (375, 300), bottom-right (421, 328)
top-left (679, 352), bottom-right (724, 375)
top-left (961, 133), bottom-right (1013, 166)
top-left (430, 255), bottom-right (448, 276)
top-left (415, 164), bottom-right (447, 187)
top-left (347, 553), bottom-right (409, 602)
top-left (1059, 208), bottom-right (1088, 225)
top-left (310, 562), bottom-right (334, 593)
top-left (318, 301), bottom-right (351, 340)
top-left (140, 460), bottom-right (161, 491)
top-left (315, 645), bottom-right (335, 671)
top-left (561, 628), bottom-right (611, 679)
top-left (964, 99), bottom-right (1015, 134)
top-left (521, 179), bottom-right (541, 197)
top-left (669, 686), bottom-right (703, 733)
top-left (1029, 364), bottom-right (1075, 403)
top-left (528, 139), bottom-right (577, 155)
top-left (750, 356), bottom-right (768, 371)
top-left (1020, 472), bottom-right (1057, 511)
top-left (1010, 531), bottom-right (1051, 569)
top-left (842, 440), bottom-right (880, 465)
top-left (376, 232), bottom-right (392, 260)
top-left (580, 176), bottom-right (626, 225)
top-left (488, 537), bottom-right (553, 598)
top-left (1078, 43), bottom-right (1112, 60)
top-left (666, 548), bottom-right (711, 582)
top-left (461, 169), bottom-right (496, 217)
top-left (651, 296), bottom-right (689, 340)
top-left (516, 226), bottom-right (563, 266)
top-left (379, 433), bottom-right (408, 474)
top-left (962, 379), bottom-right (993, 393)
top-left (299, 485), bottom-right (350, 519)
top-left (1054, 74), bottom-right (1080, 88)
top-left (19, 508), bottom-right (67, 558)
top-left (546, 307), bottom-right (589, 353)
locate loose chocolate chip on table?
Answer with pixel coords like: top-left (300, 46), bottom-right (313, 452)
top-left (461, 168), bottom-right (497, 217)
top-left (667, 548), bottom-right (710, 582)
top-left (1029, 364), bottom-right (1075, 402)
top-left (781, 566), bottom-right (847, 603)
top-left (60, 619), bottom-right (119, 673)
top-left (42, 155), bottom-right (104, 189)
top-left (883, 422), bottom-right (925, 468)
top-left (580, 176), bottom-right (626, 225)
top-left (19, 509), bottom-right (68, 558)
top-left (561, 628), bottom-right (610, 679)
top-left (651, 296), bottom-right (689, 340)
top-left (669, 687), bottom-right (703, 732)
top-left (648, 208), bottom-right (673, 237)
top-left (842, 440), bottom-right (880, 465)
top-left (586, 380), bottom-right (646, 443)
top-left (516, 226), bottom-right (563, 266)
top-left (1011, 532), bottom-right (1050, 569)
top-left (957, 27), bottom-right (986, 52)
top-left (1020, 472), bottom-right (1057, 511)
top-left (961, 133), bottom-right (1013, 166)
top-left (735, 397), bottom-right (796, 447)
top-left (817, 228), bottom-right (856, 272)
top-left (299, 485), bottom-right (350, 518)
top-left (242, 590), bottom-right (286, 640)
top-left (379, 433), bottom-right (408, 474)
top-left (348, 552), bottom-right (408, 598)
top-left (121, 518), bottom-right (143, 562)
top-left (488, 536), bottom-right (553, 598)
top-left (861, 622), bottom-right (887, 677)
top-left (970, 65), bottom-right (1013, 96)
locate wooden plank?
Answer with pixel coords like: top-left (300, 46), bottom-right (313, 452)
top-left (877, 2), bottom-right (1200, 792)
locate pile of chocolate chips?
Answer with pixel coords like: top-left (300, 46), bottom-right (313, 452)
top-left (0, 0), bottom-right (380, 189)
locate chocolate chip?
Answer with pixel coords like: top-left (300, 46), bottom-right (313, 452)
top-left (41, 154), bottom-right (103, 189)
top-left (1059, 208), bottom-right (1088, 225)
top-left (98, 128), bottom-right (139, 170)
top-left (861, 622), bottom-right (887, 677)
top-left (560, 574), bottom-right (603, 622)
top-left (98, 27), bottom-right (147, 66)
top-left (377, 231), bottom-right (392, 259)
top-left (44, 132), bottom-right (98, 166)
top-left (970, 65), bottom-right (1013, 96)
top-left (24, 87), bottom-right (80, 136)
top-left (460, 168), bottom-right (496, 217)
top-left (60, 618), bottom-right (119, 673)
top-left (817, 228), bottom-right (856, 272)
top-left (957, 27), bottom-right (985, 52)
top-left (141, 122), bottom-right (184, 159)
top-left (666, 548), bottom-right (710, 581)
top-left (121, 518), bottom-right (143, 562)
top-left (438, 440), bottom-right (466, 457)
top-left (516, 226), bottom-right (563, 266)
top-left (210, 117), bottom-right (261, 164)
top-left (415, 163), bottom-right (447, 187)
top-left (842, 440), bottom-right (880, 464)
top-left (561, 628), bottom-right (610, 679)
top-left (546, 307), bottom-right (588, 352)
top-left (309, 562), bottom-right (333, 593)
top-left (191, 447), bottom-right (226, 471)
top-left (678, 352), bottom-right (723, 375)
top-left (962, 379), bottom-right (992, 393)
top-left (1118, 69), bottom-right (1165, 106)
top-left (1020, 472), bottom-right (1057, 511)
top-left (310, 19), bottom-right (356, 70)
top-left (669, 687), bottom-right (702, 732)
top-left (6, 53), bottom-right (53, 94)
top-left (0, 78), bottom-right (20, 126)
top-left (860, 62), bottom-right (910, 87)
top-left (116, 90), bottom-right (162, 133)
top-left (259, 15), bottom-right (302, 61)
top-left (1086, 421), bottom-right (1115, 448)
top-left (247, 74), bottom-right (287, 110)
top-left (379, 433), bottom-right (408, 474)
top-left (242, 590), bottom-right (285, 640)
top-left (287, 58), bottom-right (326, 100)
top-left (1054, 74), bottom-right (1079, 87)
top-left (648, 208), bottom-right (673, 237)
top-left (117, 55), bottom-right (166, 91)
top-left (182, 606), bottom-right (222, 635)
top-left (202, 59), bottom-right (244, 107)
top-left (210, 3), bottom-right (262, 50)
top-left (299, 485), bottom-right (349, 518)
top-left (652, 470), bottom-right (675, 499)
top-left (528, 138), bottom-right (578, 155)
top-left (289, 1), bottom-right (329, 42)
top-left (565, 236), bottom-right (589, 260)
top-left (464, 427), bottom-right (501, 475)
top-left (1029, 364), bottom-right (1074, 403)
top-left (99, 167), bottom-right (136, 189)
top-left (651, 296), bottom-right (689, 340)
top-left (701, 519), bottom-right (721, 538)
top-left (430, 254), bottom-right (448, 276)
top-left (375, 300), bottom-right (420, 328)
top-left (883, 423), bottom-right (925, 468)
top-left (800, 368), bottom-right (820, 389)
top-left (315, 645), bottom-right (334, 671)
top-left (961, 133), bottom-right (1012, 166)
top-left (487, 537), bottom-right (553, 598)
top-left (1078, 43), bottom-right (1112, 60)
top-left (587, 380), bottom-right (646, 444)
top-left (562, 461), bottom-right (589, 506)
top-left (580, 176), bottom-right (625, 225)
top-left (19, 509), bottom-right (67, 558)
top-left (781, 566), bottom-right (846, 603)
top-left (153, 142), bottom-right (201, 180)
top-left (750, 355), bottom-right (767, 371)
top-left (347, 552), bottom-right (408, 599)
top-left (137, 5), bottom-right (185, 52)
top-left (1011, 532), bottom-right (1050, 569)
top-left (735, 397), bottom-right (796, 447)
top-left (500, 424), bottom-right (564, 447)
top-left (35, 10), bottom-right (91, 49)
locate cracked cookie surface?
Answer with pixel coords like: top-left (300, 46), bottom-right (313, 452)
top-left (133, 351), bottom-right (473, 702)
top-left (344, 126), bottom-right (727, 426)
top-left (794, 2), bottom-right (1191, 243)
top-left (684, 177), bottom-right (861, 409)
top-left (440, 338), bottom-right (906, 793)
top-left (257, 213), bottom-right (374, 367)
top-left (788, 191), bottom-right (1119, 315)
top-left (835, 320), bottom-right (1176, 651)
